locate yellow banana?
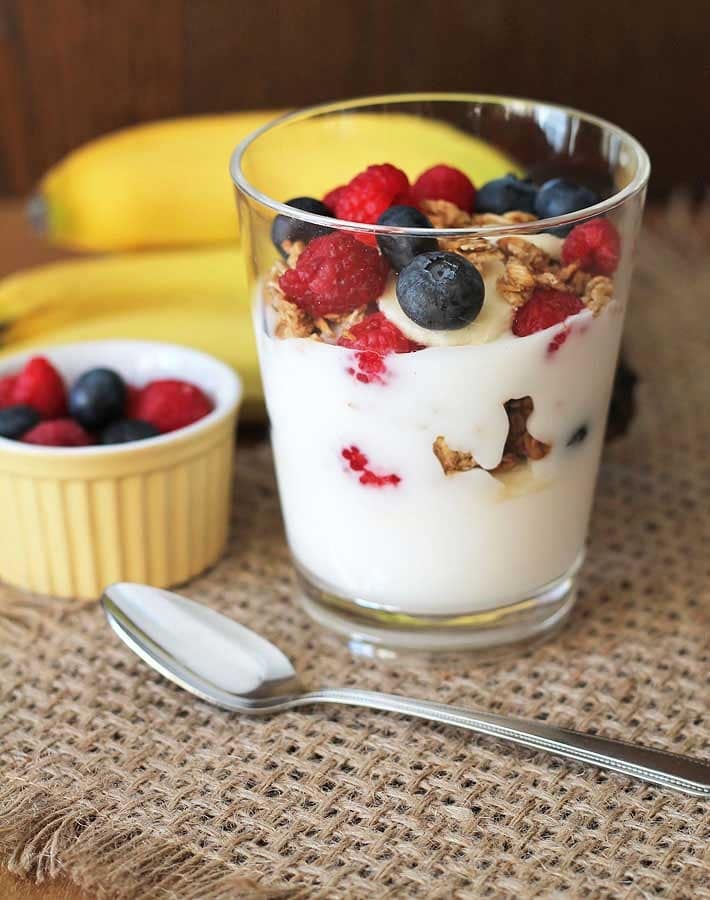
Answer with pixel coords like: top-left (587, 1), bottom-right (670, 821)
top-left (34, 111), bottom-right (520, 252)
top-left (0, 247), bottom-right (264, 421)
top-left (33, 112), bottom-right (282, 252)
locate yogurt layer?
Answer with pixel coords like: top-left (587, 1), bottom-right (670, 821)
top-left (256, 284), bottom-right (625, 614)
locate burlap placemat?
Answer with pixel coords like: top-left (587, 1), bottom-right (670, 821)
top-left (1, 207), bottom-right (709, 899)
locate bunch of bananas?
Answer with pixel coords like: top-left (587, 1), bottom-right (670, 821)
top-left (1, 111), bottom-right (518, 420)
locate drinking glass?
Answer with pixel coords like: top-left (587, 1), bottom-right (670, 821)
top-left (231, 94), bottom-right (649, 653)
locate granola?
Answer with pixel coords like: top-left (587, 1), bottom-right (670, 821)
top-left (438, 235), bottom-right (503, 269)
top-left (419, 199), bottom-right (472, 228)
top-left (496, 236), bottom-right (551, 272)
top-left (282, 239), bottom-right (306, 268)
top-left (583, 276), bottom-right (614, 315)
top-left (265, 265), bottom-right (316, 339)
top-left (497, 260), bottom-right (537, 308)
top-left (433, 396), bottom-right (551, 478)
top-left (433, 436), bottom-right (478, 475)
top-left (470, 210), bottom-right (538, 226)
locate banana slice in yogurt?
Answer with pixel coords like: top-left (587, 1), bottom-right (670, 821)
top-left (378, 233), bottom-right (563, 348)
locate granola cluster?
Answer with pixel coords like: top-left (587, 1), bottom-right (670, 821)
top-left (433, 396), bottom-right (551, 478)
top-left (417, 199), bottom-right (614, 316)
top-left (265, 262), bottom-right (368, 342)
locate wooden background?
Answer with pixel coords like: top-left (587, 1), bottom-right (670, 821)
top-left (0, 0), bottom-right (707, 198)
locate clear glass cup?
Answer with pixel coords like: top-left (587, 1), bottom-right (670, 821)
top-left (231, 94), bottom-right (649, 654)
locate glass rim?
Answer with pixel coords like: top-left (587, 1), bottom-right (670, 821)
top-left (230, 92), bottom-right (650, 239)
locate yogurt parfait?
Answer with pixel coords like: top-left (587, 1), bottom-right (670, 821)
top-left (232, 95), bottom-right (649, 651)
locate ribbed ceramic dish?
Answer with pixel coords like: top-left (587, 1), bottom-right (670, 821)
top-left (0, 340), bottom-right (242, 599)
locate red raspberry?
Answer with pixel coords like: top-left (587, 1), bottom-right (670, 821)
top-left (134, 380), bottom-right (213, 434)
top-left (322, 185), bottom-right (346, 213)
top-left (513, 289), bottom-right (584, 338)
top-left (22, 418), bottom-right (93, 447)
top-left (411, 164), bottom-right (476, 213)
top-left (342, 445), bottom-right (401, 487)
top-left (338, 312), bottom-right (421, 384)
top-left (332, 164), bottom-right (410, 230)
top-left (279, 233), bottom-right (389, 318)
top-left (561, 218), bottom-right (620, 275)
top-left (12, 356), bottom-right (67, 418)
top-left (0, 375), bottom-right (17, 409)
top-left (339, 312), bottom-right (419, 355)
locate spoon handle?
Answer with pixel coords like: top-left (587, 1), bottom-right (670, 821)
top-left (305, 688), bottom-right (710, 797)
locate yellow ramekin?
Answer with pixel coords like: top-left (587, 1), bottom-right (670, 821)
top-left (0, 340), bottom-right (242, 599)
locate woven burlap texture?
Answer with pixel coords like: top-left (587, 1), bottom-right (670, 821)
top-left (1, 213), bottom-right (709, 899)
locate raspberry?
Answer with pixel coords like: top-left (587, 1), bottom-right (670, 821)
top-left (0, 375), bottom-right (17, 409)
top-left (513, 289), bottom-right (584, 338)
top-left (133, 380), bottom-right (213, 434)
top-left (22, 418), bottom-right (93, 447)
top-left (338, 312), bottom-right (421, 384)
top-left (561, 218), bottom-right (621, 275)
top-left (339, 312), bottom-right (419, 355)
top-left (12, 356), bottom-right (67, 419)
top-left (411, 164), bottom-right (476, 213)
top-left (341, 445), bottom-right (401, 487)
top-left (332, 164), bottom-right (410, 232)
top-left (322, 185), bottom-right (346, 213)
top-left (279, 233), bottom-right (389, 318)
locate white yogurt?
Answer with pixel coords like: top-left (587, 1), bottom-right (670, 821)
top-left (256, 264), bottom-right (625, 616)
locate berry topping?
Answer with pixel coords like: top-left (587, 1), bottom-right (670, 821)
top-left (338, 312), bottom-right (420, 384)
top-left (270, 196), bottom-right (333, 256)
top-left (331, 164), bottom-right (410, 228)
top-left (0, 405), bottom-right (40, 440)
top-left (534, 178), bottom-right (600, 223)
top-left (69, 367), bottom-right (126, 430)
top-left (279, 232), bottom-right (389, 318)
top-left (512, 288), bottom-right (584, 337)
top-left (100, 419), bottom-right (161, 445)
top-left (322, 185), bottom-right (346, 211)
top-left (13, 356), bottom-right (67, 419)
top-left (561, 218), bottom-right (621, 275)
top-left (339, 312), bottom-right (420, 355)
top-left (0, 375), bottom-right (17, 409)
top-left (476, 173), bottom-right (537, 215)
top-left (396, 252), bottom-right (485, 330)
top-left (411, 164), bottom-right (476, 213)
top-left (342, 445), bottom-right (401, 487)
top-left (567, 424), bottom-right (589, 447)
top-left (133, 379), bottom-right (213, 434)
top-left (375, 205), bottom-right (438, 272)
top-left (22, 418), bottom-right (93, 447)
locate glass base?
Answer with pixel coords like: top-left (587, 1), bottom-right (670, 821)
top-left (296, 555), bottom-right (582, 658)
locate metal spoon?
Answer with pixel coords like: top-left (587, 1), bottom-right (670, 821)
top-left (101, 583), bottom-right (710, 797)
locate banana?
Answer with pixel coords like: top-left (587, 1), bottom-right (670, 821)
top-left (0, 247), bottom-right (264, 421)
top-left (34, 112), bottom-right (282, 253)
top-left (34, 111), bottom-right (520, 252)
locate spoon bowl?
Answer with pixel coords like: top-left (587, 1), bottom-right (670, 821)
top-left (102, 583), bottom-right (710, 797)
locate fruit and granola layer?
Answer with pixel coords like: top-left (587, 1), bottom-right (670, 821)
top-left (262, 162), bottom-right (622, 478)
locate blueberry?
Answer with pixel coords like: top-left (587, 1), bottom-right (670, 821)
top-left (69, 368), bottom-right (126, 430)
top-left (476, 174), bottom-right (537, 215)
top-left (271, 197), bottom-right (333, 256)
top-left (396, 252), bottom-right (485, 330)
top-left (567, 424), bottom-right (589, 447)
top-left (534, 178), bottom-right (600, 234)
top-left (100, 419), bottom-right (161, 445)
top-left (376, 205), bottom-right (438, 272)
top-left (0, 405), bottom-right (40, 440)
